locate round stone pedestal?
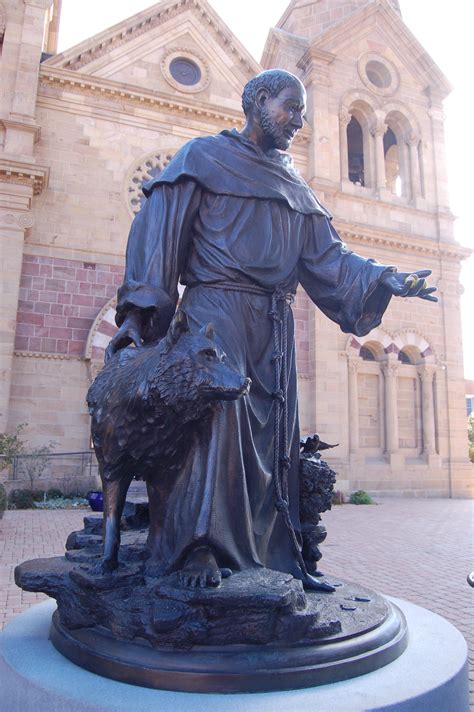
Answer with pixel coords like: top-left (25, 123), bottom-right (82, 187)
top-left (0, 598), bottom-right (469, 711)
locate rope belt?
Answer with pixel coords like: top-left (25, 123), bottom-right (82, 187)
top-left (193, 281), bottom-right (310, 580)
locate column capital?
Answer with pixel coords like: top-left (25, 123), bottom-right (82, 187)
top-left (339, 109), bottom-right (352, 127)
top-left (0, 209), bottom-right (34, 230)
top-left (418, 363), bottom-right (437, 382)
top-left (347, 358), bottom-right (360, 374)
top-left (381, 361), bottom-right (399, 377)
top-left (370, 114), bottom-right (387, 138)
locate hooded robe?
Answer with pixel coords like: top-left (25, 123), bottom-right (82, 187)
top-left (115, 130), bottom-right (394, 579)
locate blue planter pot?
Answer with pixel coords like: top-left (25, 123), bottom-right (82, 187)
top-left (86, 490), bottom-right (103, 512)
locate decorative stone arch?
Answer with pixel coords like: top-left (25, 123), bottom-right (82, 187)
top-left (85, 296), bottom-right (118, 381)
top-left (345, 328), bottom-right (391, 455)
top-left (345, 327), bottom-right (392, 359)
top-left (382, 102), bottom-right (422, 199)
top-left (340, 92), bottom-right (380, 188)
top-left (392, 330), bottom-right (437, 364)
top-left (392, 329), bottom-right (438, 457)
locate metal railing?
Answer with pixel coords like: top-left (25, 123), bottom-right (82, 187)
top-left (0, 450), bottom-right (99, 483)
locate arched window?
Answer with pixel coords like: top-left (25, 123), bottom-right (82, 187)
top-left (384, 111), bottom-right (412, 198)
top-left (398, 349), bottom-right (413, 365)
top-left (384, 128), bottom-right (402, 196)
top-left (360, 345), bottom-right (376, 361)
top-left (347, 116), bottom-right (365, 186)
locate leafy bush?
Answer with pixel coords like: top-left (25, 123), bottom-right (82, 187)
top-left (0, 484), bottom-right (7, 518)
top-left (34, 495), bottom-right (88, 510)
top-left (32, 490), bottom-right (46, 502)
top-left (349, 490), bottom-right (374, 505)
top-left (47, 488), bottom-right (63, 499)
top-left (8, 488), bottom-right (35, 509)
top-left (0, 424), bottom-right (26, 468)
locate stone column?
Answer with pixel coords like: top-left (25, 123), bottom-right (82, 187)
top-left (408, 135), bottom-right (421, 200)
top-left (3, 0), bottom-right (54, 157)
top-left (419, 364), bottom-right (438, 461)
top-left (296, 47), bottom-right (336, 185)
top-left (347, 359), bottom-right (360, 454)
top-left (0, 206), bottom-right (32, 430)
top-left (339, 109), bottom-right (351, 182)
top-left (381, 358), bottom-right (404, 469)
top-left (370, 115), bottom-right (387, 194)
top-left (0, 164), bottom-right (49, 430)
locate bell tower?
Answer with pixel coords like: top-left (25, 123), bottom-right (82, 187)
top-left (262, 0), bottom-right (472, 497)
top-left (276, 0), bottom-right (401, 41)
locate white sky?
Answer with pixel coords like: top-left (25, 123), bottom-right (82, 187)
top-left (56, 0), bottom-right (474, 378)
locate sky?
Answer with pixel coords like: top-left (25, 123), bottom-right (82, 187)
top-left (56, 0), bottom-right (474, 378)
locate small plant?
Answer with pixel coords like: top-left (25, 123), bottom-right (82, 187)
top-left (0, 484), bottom-right (7, 518)
top-left (349, 490), bottom-right (374, 505)
top-left (0, 424), bottom-right (26, 468)
top-left (8, 488), bottom-right (35, 510)
top-left (47, 488), bottom-right (63, 499)
top-left (15, 443), bottom-right (56, 491)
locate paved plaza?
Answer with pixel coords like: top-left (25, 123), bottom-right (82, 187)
top-left (1, 498), bottom-right (473, 708)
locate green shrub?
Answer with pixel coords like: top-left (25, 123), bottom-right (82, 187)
top-left (0, 484), bottom-right (7, 518)
top-left (47, 488), bottom-right (63, 499)
top-left (32, 489), bottom-right (46, 502)
top-left (8, 488), bottom-right (35, 509)
top-left (0, 424), bottom-right (26, 468)
top-left (349, 490), bottom-right (374, 505)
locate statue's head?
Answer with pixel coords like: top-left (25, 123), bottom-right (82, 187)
top-left (241, 69), bottom-right (306, 151)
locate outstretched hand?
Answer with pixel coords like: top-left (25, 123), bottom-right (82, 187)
top-left (380, 269), bottom-right (438, 302)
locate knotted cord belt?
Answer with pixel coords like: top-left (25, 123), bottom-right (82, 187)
top-left (195, 281), bottom-right (310, 578)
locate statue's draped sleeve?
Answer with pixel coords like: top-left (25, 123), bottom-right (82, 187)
top-left (115, 181), bottom-right (202, 340)
top-left (298, 215), bottom-right (395, 337)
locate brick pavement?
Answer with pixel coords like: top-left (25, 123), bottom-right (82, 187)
top-left (0, 500), bottom-right (473, 707)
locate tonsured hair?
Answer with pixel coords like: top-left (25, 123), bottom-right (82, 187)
top-left (241, 69), bottom-right (302, 116)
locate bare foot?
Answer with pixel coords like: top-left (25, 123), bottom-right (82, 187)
top-left (178, 546), bottom-right (222, 589)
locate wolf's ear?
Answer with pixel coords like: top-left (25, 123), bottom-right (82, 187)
top-left (200, 323), bottom-right (214, 341)
top-left (168, 309), bottom-right (190, 344)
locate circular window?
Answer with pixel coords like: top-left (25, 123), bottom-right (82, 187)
top-left (161, 49), bottom-right (210, 94)
top-left (169, 57), bottom-right (201, 86)
top-left (126, 152), bottom-right (175, 216)
top-left (358, 53), bottom-right (399, 96)
top-left (366, 60), bottom-right (391, 89)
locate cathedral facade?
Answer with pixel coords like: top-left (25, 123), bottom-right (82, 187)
top-left (0, 0), bottom-right (471, 496)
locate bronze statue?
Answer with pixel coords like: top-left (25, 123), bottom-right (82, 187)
top-left (103, 69), bottom-right (436, 591)
top-left (16, 69), bottom-right (433, 689)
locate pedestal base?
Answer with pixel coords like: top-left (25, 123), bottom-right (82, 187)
top-left (0, 598), bottom-right (469, 711)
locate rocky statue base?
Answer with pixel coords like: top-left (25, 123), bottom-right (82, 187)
top-left (15, 503), bottom-right (408, 693)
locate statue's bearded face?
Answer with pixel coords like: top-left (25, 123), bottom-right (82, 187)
top-left (260, 83), bottom-right (306, 151)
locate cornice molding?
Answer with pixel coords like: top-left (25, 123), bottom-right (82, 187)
top-left (38, 67), bottom-right (312, 144)
top-left (0, 159), bottom-right (50, 195)
top-left (337, 224), bottom-right (472, 262)
top-left (13, 350), bottom-right (84, 361)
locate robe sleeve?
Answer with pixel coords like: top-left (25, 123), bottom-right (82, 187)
top-left (116, 180), bottom-right (202, 341)
top-left (298, 215), bottom-right (396, 337)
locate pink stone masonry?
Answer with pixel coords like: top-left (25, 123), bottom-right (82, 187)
top-left (15, 255), bottom-right (123, 356)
